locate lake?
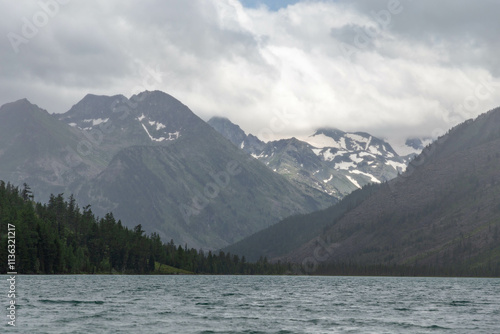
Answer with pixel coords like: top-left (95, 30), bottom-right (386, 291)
top-left (4, 275), bottom-right (500, 333)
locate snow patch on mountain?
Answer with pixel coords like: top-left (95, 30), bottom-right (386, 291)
top-left (349, 170), bottom-right (381, 183)
top-left (350, 154), bottom-right (363, 163)
top-left (359, 152), bottom-right (375, 158)
top-left (345, 133), bottom-right (368, 150)
top-left (141, 124), bottom-right (179, 142)
top-left (251, 153), bottom-right (263, 159)
top-left (385, 160), bottom-right (407, 173)
top-left (301, 133), bottom-right (342, 149)
top-left (368, 145), bottom-right (383, 155)
top-left (323, 149), bottom-right (343, 161)
top-left (168, 131), bottom-right (180, 140)
top-left (145, 120), bottom-right (167, 131)
top-left (365, 136), bottom-right (372, 150)
top-left (83, 118), bottom-right (109, 126)
top-left (345, 133), bottom-right (368, 143)
top-left (141, 124), bottom-right (165, 142)
top-left (345, 175), bottom-right (361, 188)
top-left (335, 161), bottom-right (356, 170)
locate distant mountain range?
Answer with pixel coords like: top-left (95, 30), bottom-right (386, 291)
top-left (0, 91), bottom-right (333, 250)
top-left (0, 90), bottom-right (431, 254)
top-left (208, 117), bottom-right (413, 199)
top-left (2, 90), bottom-right (498, 274)
top-left (224, 107), bottom-right (500, 273)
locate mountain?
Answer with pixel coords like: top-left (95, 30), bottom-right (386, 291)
top-left (389, 136), bottom-right (434, 156)
top-left (0, 99), bottom-right (107, 201)
top-left (207, 116), bottom-right (265, 156)
top-left (208, 117), bottom-right (411, 199)
top-left (226, 107), bottom-right (500, 272)
top-left (0, 91), bottom-right (334, 250)
top-left (405, 137), bottom-right (430, 151)
top-left (223, 183), bottom-right (380, 262)
top-left (60, 91), bottom-right (204, 145)
top-left (75, 104), bottom-right (335, 248)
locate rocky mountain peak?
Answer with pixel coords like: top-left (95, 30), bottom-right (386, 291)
top-left (208, 117), bottom-right (410, 199)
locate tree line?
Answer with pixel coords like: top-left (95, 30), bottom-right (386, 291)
top-left (1, 181), bottom-right (498, 277)
top-left (0, 181), bottom-right (290, 275)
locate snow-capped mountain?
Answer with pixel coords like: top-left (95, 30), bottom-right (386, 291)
top-left (58, 91), bottom-right (201, 152)
top-left (209, 118), bottom-right (412, 199)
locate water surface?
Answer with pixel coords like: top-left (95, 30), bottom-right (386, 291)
top-left (5, 275), bottom-right (500, 333)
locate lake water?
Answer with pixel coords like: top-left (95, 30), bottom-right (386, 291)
top-left (4, 275), bottom-right (500, 333)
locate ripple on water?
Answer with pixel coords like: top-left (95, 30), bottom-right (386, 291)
top-left (39, 299), bottom-right (104, 305)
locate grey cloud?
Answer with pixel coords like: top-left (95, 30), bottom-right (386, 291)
top-left (0, 0), bottom-right (499, 143)
top-left (330, 24), bottom-right (378, 53)
top-left (339, 0), bottom-right (500, 73)
top-left (119, 0), bottom-right (262, 62)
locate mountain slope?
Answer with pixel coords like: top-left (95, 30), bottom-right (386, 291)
top-left (0, 99), bottom-right (107, 201)
top-left (226, 107), bottom-right (500, 272)
top-left (207, 116), bottom-right (265, 155)
top-left (223, 183), bottom-right (380, 262)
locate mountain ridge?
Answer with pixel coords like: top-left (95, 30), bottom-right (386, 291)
top-left (208, 116), bottom-right (412, 199)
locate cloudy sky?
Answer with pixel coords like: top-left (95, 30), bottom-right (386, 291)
top-left (2, 0), bottom-right (500, 148)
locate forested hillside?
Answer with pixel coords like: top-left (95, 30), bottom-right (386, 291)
top-left (223, 183), bottom-right (381, 262)
top-left (281, 109), bottom-right (500, 275)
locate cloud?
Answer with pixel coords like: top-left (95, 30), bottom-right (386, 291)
top-left (1, 0), bottom-right (499, 146)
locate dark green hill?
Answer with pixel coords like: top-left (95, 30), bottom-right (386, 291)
top-left (223, 183), bottom-right (380, 262)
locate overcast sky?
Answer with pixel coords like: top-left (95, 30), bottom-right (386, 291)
top-left (2, 0), bottom-right (500, 146)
